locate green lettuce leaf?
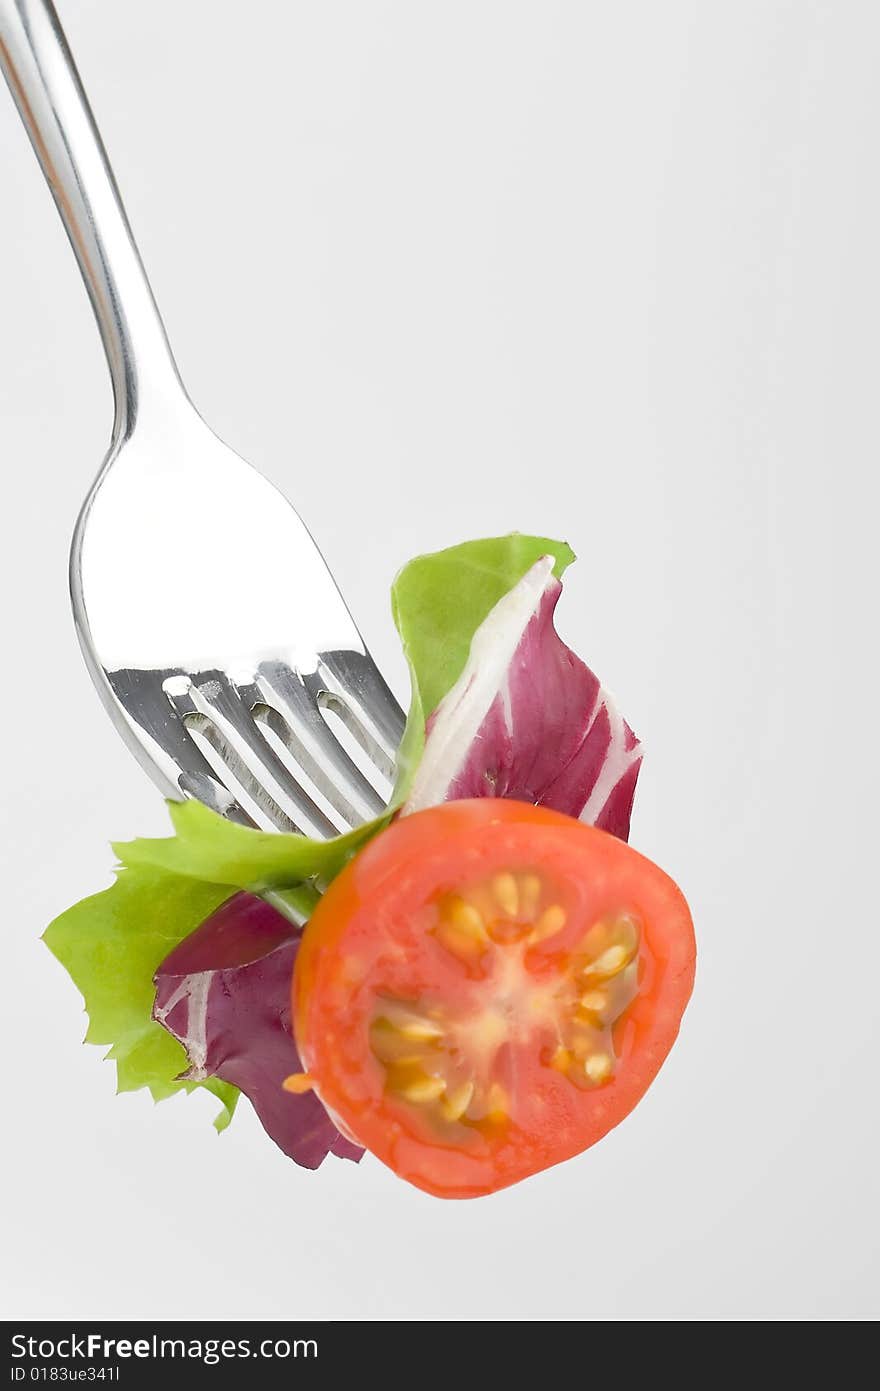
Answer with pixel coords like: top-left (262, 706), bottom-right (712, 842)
top-left (44, 866), bottom-right (238, 1129)
top-left (46, 532), bottom-right (574, 1132)
top-left (44, 802), bottom-right (381, 1124)
top-left (391, 534), bottom-right (575, 794)
top-left (114, 797), bottom-right (386, 892)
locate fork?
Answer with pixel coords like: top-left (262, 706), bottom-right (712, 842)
top-left (0, 0), bottom-right (404, 837)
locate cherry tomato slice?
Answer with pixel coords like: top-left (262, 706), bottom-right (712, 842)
top-left (293, 800), bottom-right (695, 1198)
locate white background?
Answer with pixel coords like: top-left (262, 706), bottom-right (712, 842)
top-left (1, 0), bottom-right (878, 1320)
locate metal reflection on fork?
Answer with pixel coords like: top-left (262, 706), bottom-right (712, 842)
top-left (0, 0), bottom-right (404, 834)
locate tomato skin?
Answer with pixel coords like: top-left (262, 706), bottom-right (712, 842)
top-left (294, 800), bottom-right (695, 1198)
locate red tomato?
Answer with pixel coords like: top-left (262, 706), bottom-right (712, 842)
top-left (293, 800), bottom-right (695, 1198)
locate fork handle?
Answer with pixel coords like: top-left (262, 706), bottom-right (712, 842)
top-left (0, 0), bottom-right (185, 440)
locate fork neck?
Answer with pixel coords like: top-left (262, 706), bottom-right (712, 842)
top-left (0, 0), bottom-right (188, 442)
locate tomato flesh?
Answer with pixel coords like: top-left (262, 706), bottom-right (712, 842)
top-left (293, 800), bottom-right (695, 1198)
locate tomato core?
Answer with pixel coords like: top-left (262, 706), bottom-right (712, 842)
top-left (369, 867), bottom-right (643, 1133)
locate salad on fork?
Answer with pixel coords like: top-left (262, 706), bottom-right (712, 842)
top-left (2, 0), bottom-right (695, 1199)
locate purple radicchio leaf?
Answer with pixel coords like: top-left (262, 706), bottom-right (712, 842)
top-left (152, 892), bottom-right (362, 1169)
top-left (402, 555), bottom-right (643, 839)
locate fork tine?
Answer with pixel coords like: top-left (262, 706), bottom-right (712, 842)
top-left (254, 662), bottom-right (388, 826)
top-left (311, 654), bottom-right (405, 782)
top-left (165, 672), bottom-right (341, 839)
top-left (180, 712), bottom-right (303, 833)
top-left (109, 668), bottom-right (253, 825)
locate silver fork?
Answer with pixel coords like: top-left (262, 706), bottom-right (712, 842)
top-left (0, 0), bottom-right (404, 836)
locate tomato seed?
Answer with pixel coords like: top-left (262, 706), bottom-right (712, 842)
top-left (398, 1075), bottom-right (447, 1103)
top-left (518, 874), bottom-right (542, 917)
top-left (442, 1081), bottom-right (475, 1122)
top-left (584, 1054), bottom-right (613, 1084)
top-left (492, 872), bottom-right (520, 916)
top-left (529, 903), bottom-right (567, 944)
top-left (282, 1072), bottom-right (314, 1094)
top-left (450, 899), bottom-right (490, 939)
top-left (487, 1082), bottom-right (509, 1121)
top-left (590, 944), bottom-right (629, 977)
top-left (396, 1017), bottom-right (444, 1041)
